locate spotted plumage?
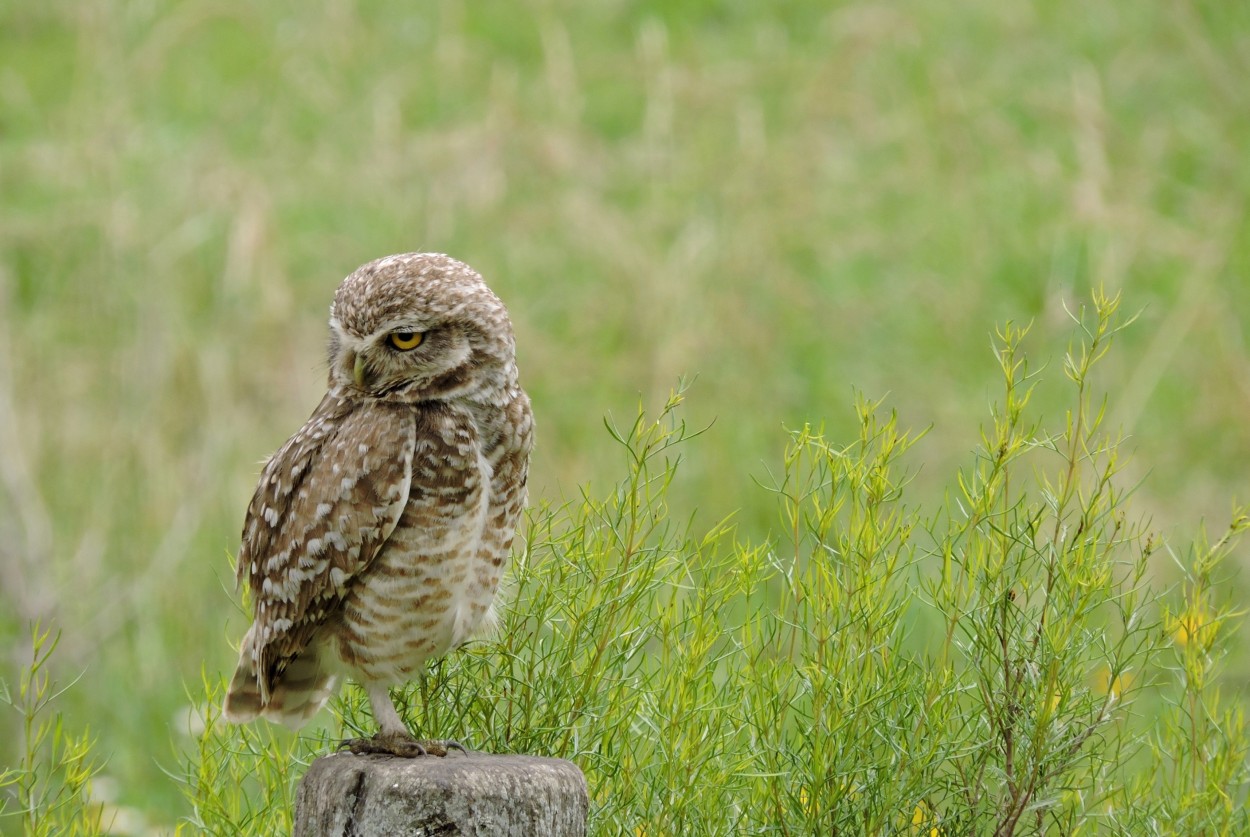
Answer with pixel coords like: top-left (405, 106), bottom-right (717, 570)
top-left (223, 253), bottom-right (533, 754)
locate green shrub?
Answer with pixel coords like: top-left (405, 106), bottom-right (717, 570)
top-left (0, 627), bottom-right (103, 836)
top-left (5, 291), bottom-right (1247, 835)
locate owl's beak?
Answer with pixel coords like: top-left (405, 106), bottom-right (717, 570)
top-left (352, 353), bottom-right (367, 388)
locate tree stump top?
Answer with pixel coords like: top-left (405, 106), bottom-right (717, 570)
top-left (294, 750), bottom-right (589, 837)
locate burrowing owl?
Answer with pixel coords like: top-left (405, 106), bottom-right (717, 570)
top-left (223, 253), bottom-right (533, 756)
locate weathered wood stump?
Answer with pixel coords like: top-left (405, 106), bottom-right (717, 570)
top-left (293, 750), bottom-right (589, 837)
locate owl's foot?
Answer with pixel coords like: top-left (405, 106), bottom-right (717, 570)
top-left (340, 732), bottom-right (467, 758)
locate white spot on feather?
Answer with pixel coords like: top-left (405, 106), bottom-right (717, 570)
top-left (265, 551), bottom-right (291, 573)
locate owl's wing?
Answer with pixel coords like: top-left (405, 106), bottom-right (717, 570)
top-left (236, 394), bottom-right (416, 700)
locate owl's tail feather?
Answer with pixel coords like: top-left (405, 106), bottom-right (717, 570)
top-left (223, 648), bottom-right (337, 730)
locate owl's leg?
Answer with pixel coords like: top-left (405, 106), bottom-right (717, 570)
top-left (340, 682), bottom-right (466, 758)
top-left (368, 681), bottom-right (410, 738)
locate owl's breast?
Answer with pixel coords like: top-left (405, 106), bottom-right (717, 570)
top-left (333, 439), bottom-right (498, 683)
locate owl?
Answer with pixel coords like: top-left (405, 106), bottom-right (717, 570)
top-left (222, 253), bottom-right (533, 757)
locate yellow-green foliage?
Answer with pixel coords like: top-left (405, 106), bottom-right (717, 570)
top-left (0, 628), bottom-right (103, 836)
top-left (61, 293), bottom-right (1235, 835)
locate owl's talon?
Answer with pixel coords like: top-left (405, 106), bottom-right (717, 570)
top-left (413, 738), bottom-right (468, 757)
top-left (341, 733), bottom-right (468, 758)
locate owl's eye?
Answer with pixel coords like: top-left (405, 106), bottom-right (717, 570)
top-left (388, 331), bottom-right (424, 351)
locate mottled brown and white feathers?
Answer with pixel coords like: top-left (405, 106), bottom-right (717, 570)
top-left (223, 253), bottom-right (533, 731)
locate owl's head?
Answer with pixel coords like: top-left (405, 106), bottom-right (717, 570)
top-left (326, 253), bottom-right (518, 403)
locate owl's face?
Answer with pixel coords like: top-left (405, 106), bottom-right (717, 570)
top-left (326, 253), bottom-right (516, 404)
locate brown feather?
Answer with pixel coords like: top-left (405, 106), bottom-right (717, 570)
top-left (233, 395), bottom-right (414, 703)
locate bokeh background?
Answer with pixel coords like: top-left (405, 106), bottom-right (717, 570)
top-left (2, 0), bottom-right (1247, 829)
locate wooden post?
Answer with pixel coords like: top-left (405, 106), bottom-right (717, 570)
top-left (293, 751), bottom-right (589, 836)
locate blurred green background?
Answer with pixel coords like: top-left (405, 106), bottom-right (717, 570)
top-left (2, 0), bottom-right (1247, 830)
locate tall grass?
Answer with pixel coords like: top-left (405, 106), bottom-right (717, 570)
top-left (2, 0), bottom-right (1248, 829)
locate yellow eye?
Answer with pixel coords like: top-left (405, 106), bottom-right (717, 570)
top-left (388, 331), bottom-right (424, 351)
